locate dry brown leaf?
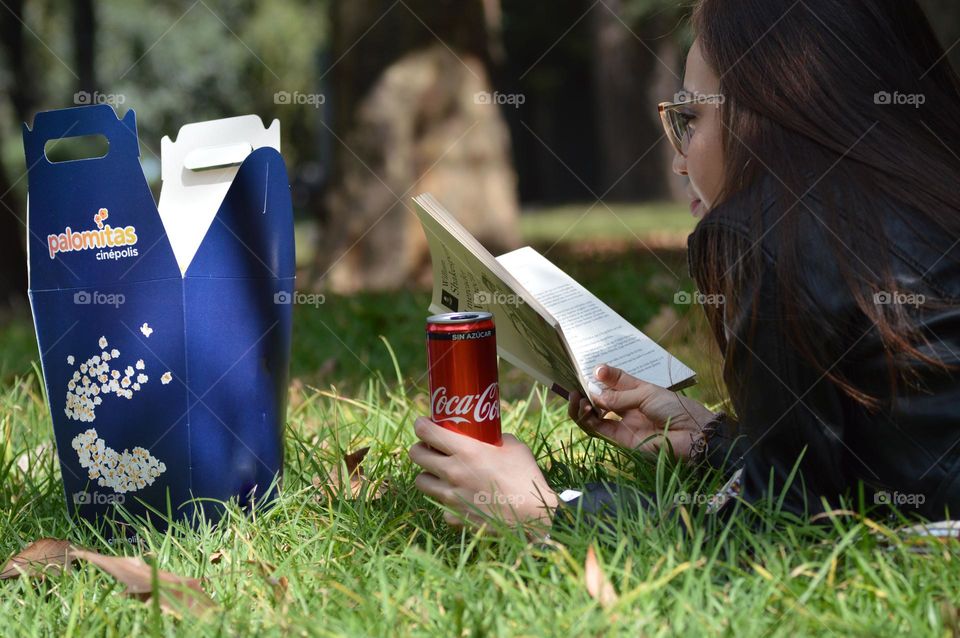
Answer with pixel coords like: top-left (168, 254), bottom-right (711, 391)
top-left (2, 539), bottom-right (213, 616)
top-left (584, 545), bottom-right (619, 608)
top-left (0, 538), bottom-right (73, 579)
top-left (70, 549), bottom-right (214, 615)
top-left (318, 446), bottom-right (388, 501)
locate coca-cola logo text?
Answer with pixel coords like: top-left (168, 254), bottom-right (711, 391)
top-left (431, 383), bottom-right (500, 425)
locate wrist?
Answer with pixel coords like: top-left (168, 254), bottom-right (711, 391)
top-left (688, 411), bottom-right (726, 464)
top-left (524, 485), bottom-right (560, 532)
top-left (520, 486), bottom-right (558, 542)
top-left (538, 486), bottom-right (560, 520)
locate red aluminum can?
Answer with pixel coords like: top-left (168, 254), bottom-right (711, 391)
top-left (425, 312), bottom-right (502, 445)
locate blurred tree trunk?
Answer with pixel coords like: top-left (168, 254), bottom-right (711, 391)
top-left (73, 0), bottom-right (97, 93)
top-left (591, 0), bottom-right (673, 201)
top-left (314, 0), bottom-right (520, 292)
top-left (0, 128), bottom-right (26, 311)
top-left (0, 0), bottom-right (32, 310)
top-left (652, 35), bottom-right (688, 203)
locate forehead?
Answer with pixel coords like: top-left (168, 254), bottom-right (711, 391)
top-left (684, 40), bottom-right (720, 93)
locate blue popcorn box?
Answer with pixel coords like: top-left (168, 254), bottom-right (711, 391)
top-left (22, 104), bottom-right (294, 530)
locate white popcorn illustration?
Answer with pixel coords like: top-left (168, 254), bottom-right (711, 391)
top-left (140, 323), bottom-right (153, 338)
top-left (63, 334), bottom-right (163, 422)
top-left (161, 371), bottom-right (172, 385)
top-left (71, 428), bottom-right (167, 494)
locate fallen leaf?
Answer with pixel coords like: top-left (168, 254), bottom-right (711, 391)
top-left (208, 550), bottom-right (226, 565)
top-left (0, 538), bottom-right (73, 579)
top-left (318, 447), bottom-right (388, 501)
top-left (343, 446), bottom-right (369, 474)
top-left (71, 549), bottom-right (214, 615)
top-left (2, 539), bottom-right (214, 616)
top-left (584, 545), bottom-right (618, 608)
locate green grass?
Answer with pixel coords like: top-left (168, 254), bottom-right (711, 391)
top-left (1, 364), bottom-right (958, 636)
top-left (518, 202), bottom-right (695, 244)
top-left (2, 203), bottom-right (957, 636)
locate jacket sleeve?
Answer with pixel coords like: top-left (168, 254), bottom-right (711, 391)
top-left (701, 412), bottom-right (751, 471)
top-left (550, 481), bottom-right (654, 536)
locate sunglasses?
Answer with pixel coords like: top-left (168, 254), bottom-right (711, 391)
top-left (658, 94), bottom-right (724, 155)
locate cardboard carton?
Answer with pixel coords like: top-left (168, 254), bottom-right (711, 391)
top-left (23, 104), bottom-right (294, 530)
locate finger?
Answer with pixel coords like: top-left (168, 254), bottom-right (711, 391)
top-left (595, 364), bottom-right (645, 391)
top-left (414, 416), bottom-right (482, 455)
top-left (593, 381), bottom-right (666, 413)
top-left (414, 472), bottom-right (454, 503)
top-left (573, 397), bottom-right (607, 432)
top-left (574, 395), bottom-right (611, 427)
top-left (443, 510), bottom-right (465, 528)
top-left (567, 391), bottom-right (582, 422)
top-left (577, 411), bottom-right (627, 443)
top-left (407, 442), bottom-right (451, 479)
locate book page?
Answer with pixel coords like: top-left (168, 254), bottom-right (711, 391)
top-left (496, 246), bottom-right (696, 392)
top-left (413, 195), bottom-right (585, 396)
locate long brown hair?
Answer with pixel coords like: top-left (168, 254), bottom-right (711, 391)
top-left (690, 0), bottom-right (960, 409)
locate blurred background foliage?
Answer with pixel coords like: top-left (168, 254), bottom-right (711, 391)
top-left (0, 0), bottom-right (957, 400)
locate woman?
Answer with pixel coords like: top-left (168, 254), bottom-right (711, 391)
top-left (408, 0), bottom-right (960, 535)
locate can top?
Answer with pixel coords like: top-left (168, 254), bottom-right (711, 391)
top-left (426, 311), bottom-right (494, 325)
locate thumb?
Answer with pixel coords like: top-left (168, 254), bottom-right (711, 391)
top-left (595, 364), bottom-right (644, 391)
top-left (591, 379), bottom-right (664, 413)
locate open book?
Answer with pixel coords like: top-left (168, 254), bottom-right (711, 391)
top-left (413, 193), bottom-right (696, 405)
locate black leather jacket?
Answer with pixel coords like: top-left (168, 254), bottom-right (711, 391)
top-left (690, 178), bottom-right (960, 520)
top-left (557, 178), bottom-right (960, 526)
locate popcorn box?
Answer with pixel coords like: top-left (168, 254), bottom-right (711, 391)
top-left (23, 104), bottom-right (294, 529)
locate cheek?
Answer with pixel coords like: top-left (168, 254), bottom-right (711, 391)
top-left (687, 130), bottom-right (725, 209)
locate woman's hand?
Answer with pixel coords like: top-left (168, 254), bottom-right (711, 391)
top-left (408, 417), bottom-right (559, 534)
top-left (568, 364), bottom-right (716, 459)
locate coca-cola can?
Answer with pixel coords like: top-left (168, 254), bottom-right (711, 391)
top-left (425, 312), bottom-right (502, 445)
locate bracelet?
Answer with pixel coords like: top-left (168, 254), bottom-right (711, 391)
top-left (688, 411), bottom-right (726, 464)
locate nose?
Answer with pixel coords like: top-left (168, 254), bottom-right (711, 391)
top-left (672, 149), bottom-right (687, 177)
